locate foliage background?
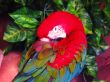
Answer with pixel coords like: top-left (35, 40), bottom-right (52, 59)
top-left (0, 0), bottom-right (110, 82)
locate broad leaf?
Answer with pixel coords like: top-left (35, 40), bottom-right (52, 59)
top-left (53, 0), bottom-right (64, 10)
top-left (95, 28), bottom-right (103, 45)
top-left (3, 25), bottom-right (27, 42)
top-left (9, 7), bottom-right (41, 28)
top-left (14, 0), bottom-right (33, 6)
top-left (26, 29), bottom-right (36, 46)
top-left (14, 0), bottom-right (26, 6)
top-left (87, 66), bottom-right (97, 78)
top-left (54, 0), bottom-right (63, 5)
top-left (104, 6), bottom-right (110, 19)
top-left (67, 0), bottom-right (78, 16)
top-left (86, 55), bottom-right (98, 78)
top-left (67, 0), bottom-right (93, 34)
top-left (14, 16), bottom-right (38, 28)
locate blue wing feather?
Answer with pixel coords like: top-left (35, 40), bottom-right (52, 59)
top-left (15, 48), bottom-right (86, 82)
top-left (52, 48), bottom-right (86, 82)
top-left (26, 77), bottom-right (35, 82)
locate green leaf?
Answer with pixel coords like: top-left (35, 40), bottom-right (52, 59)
top-left (92, 79), bottom-right (106, 82)
top-left (9, 7), bottom-right (41, 28)
top-left (67, 0), bottom-right (78, 16)
top-left (87, 66), bottom-right (97, 78)
top-left (104, 6), bottom-right (110, 19)
top-left (95, 28), bottom-right (102, 45)
top-left (14, 0), bottom-right (26, 6)
top-left (53, 0), bottom-right (64, 10)
top-left (86, 55), bottom-right (98, 78)
top-left (3, 25), bottom-right (27, 42)
top-left (14, 0), bottom-right (34, 6)
top-left (82, 14), bottom-right (93, 34)
top-left (67, 0), bottom-right (93, 34)
top-left (3, 45), bottom-right (12, 55)
top-left (26, 29), bottom-right (36, 46)
top-left (14, 16), bottom-right (38, 28)
top-left (84, 26), bottom-right (93, 34)
top-left (54, 0), bottom-right (63, 5)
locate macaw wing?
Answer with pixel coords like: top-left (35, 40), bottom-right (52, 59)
top-left (13, 44), bottom-right (86, 82)
top-left (50, 48), bottom-right (86, 82)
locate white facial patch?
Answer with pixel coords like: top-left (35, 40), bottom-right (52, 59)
top-left (47, 25), bottom-right (66, 39)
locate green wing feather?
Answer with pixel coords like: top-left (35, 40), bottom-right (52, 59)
top-left (14, 43), bottom-right (86, 82)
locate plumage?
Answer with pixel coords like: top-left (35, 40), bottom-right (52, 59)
top-left (14, 11), bottom-right (87, 82)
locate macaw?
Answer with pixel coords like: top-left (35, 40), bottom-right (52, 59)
top-left (14, 11), bottom-right (87, 82)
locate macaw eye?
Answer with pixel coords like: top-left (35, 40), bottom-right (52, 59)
top-left (48, 25), bottom-right (66, 39)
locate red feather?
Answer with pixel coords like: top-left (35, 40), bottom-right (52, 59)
top-left (36, 11), bottom-right (87, 69)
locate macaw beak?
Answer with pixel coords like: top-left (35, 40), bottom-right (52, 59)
top-left (40, 38), bottom-right (50, 42)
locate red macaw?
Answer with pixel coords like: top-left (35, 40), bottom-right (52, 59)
top-left (14, 11), bottom-right (87, 82)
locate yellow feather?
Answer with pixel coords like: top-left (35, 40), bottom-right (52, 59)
top-left (26, 47), bottom-right (34, 60)
top-left (69, 62), bottom-right (76, 73)
top-left (60, 67), bottom-right (65, 77)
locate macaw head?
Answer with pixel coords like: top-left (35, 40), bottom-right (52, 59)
top-left (37, 11), bottom-right (85, 42)
top-left (33, 11), bottom-right (87, 70)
